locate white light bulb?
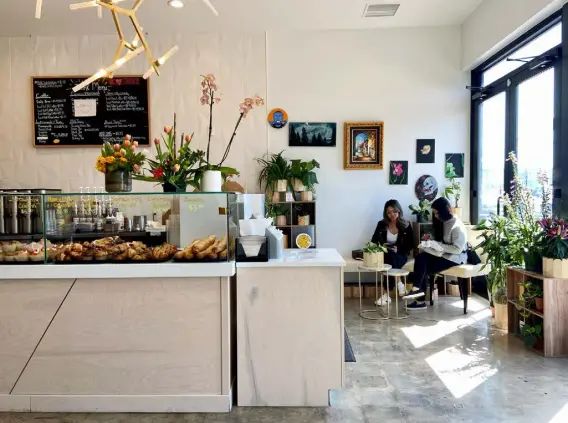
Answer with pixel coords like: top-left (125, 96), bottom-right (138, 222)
top-left (168, 0), bottom-right (184, 8)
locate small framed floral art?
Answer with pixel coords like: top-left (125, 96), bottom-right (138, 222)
top-left (389, 161), bottom-right (408, 185)
top-left (343, 121), bottom-right (384, 170)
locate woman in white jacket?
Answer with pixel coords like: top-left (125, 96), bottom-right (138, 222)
top-left (403, 197), bottom-right (467, 310)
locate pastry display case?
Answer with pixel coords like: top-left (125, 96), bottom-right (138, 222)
top-left (0, 191), bottom-right (238, 264)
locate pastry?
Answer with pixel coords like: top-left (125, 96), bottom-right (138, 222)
top-left (4, 253), bottom-right (17, 262)
top-left (95, 249), bottom-right (108, 261)
top-left (15, 250), bottom-right (29, 262)
top-left (2, 242), bottom-right (17, 254)
top-left (29, 250), bottom-right (44, 262)
top-left (219, 249), bottom-right (228, 259)
top-left (82, 249), bottom-right (95, 261)
top-left (213, 236), bottom-right (227, 253)
top-left (192, 235), bottom-right (216, 253)
top-left (0, 253), bottom-right (4, 262)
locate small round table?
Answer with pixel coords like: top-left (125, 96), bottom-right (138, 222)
top-left (383, 268), bottom-right (410, 320)
top-left (357, 264), bottom-right (392, 320)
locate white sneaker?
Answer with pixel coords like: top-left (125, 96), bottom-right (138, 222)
top-left (397, 281), bottom-right (407, 296)
top-left (375, 293), bottom-right (391, 306)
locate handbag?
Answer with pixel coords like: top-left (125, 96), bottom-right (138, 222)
top-left (466, 242), bottom-right (481, 265)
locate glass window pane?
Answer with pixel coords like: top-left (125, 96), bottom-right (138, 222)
top-left (483, 23), bottom-right (561, 86)
top-left (479, 93), bottom-right (506, 219)
top-left (517, 69), bottom-right (554, 216)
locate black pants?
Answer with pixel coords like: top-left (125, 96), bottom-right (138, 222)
top-left (413, 252), bottom-right (456, 293)
top-left (382, 251), bottom-right (408, 289)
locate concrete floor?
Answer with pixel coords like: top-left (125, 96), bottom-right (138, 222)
top-left (2, 296), bottom-right (568, 423)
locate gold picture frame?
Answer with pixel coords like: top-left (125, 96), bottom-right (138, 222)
top-left (344, 121), bottom-right (384, 170)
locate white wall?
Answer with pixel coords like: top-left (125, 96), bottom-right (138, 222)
top-left (462, 0), bottom-right (565, 70)
top-left (0, 33), bottom-right (267, 192)
top-left (267, 27), bottom-right (469, 256)
top-left (0, 27), bottom-right (469, 255)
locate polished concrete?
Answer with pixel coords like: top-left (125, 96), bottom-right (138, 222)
top-left (2, 296), bottom-right (568, 423)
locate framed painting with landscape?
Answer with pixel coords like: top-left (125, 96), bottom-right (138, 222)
top-left (289, 122), bottom-right (337, 147)
top-left (343, 122), bottom-right (384, 170)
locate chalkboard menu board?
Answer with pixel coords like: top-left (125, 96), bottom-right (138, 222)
top-left (32, 76), bottom-right (150, 147)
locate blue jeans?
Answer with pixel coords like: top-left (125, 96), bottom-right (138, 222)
top-left (383, 251), bottom-right (408, 289)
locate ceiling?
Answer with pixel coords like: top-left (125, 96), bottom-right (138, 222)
top-left (0, 0), bottom-right (485, 36)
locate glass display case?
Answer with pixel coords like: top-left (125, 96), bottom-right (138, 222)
top-left (0, 192), bottom-right (237, 264)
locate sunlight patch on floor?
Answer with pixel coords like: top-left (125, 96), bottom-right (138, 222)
top-left (548, 402), bottom-right (568, 423)
top-left (401, 308), bottom-right (491, 348)
top-left (425, 346), bottom-right (498, 398)
top-left (449, 297), bottom-right (487, 312)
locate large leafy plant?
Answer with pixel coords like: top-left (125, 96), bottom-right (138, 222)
top-left (409, 200), bottom-right (431, 220)
top-left (443, 176), bottom-right (462, 208)
top-left (256, 151), bottom-right (291, 192)
top-left (290, 159), bottom-right (320, 189)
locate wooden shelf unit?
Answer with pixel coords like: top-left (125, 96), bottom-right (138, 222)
top-left (507, 267), bottom-right (568, 357)
top-left (271, 200), bottom-right (316, 249)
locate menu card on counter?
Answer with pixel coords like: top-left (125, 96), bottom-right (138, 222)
top-left (32, 76), bottom-right (150, 147)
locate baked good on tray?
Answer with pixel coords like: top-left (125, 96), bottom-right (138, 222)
top-left (176, 236), bottom-right (228, 261)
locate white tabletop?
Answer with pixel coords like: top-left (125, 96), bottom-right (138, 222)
top-left (358, 264), bottom-right (392, 272)
top-left (236, 248), bottom-right (346, 268)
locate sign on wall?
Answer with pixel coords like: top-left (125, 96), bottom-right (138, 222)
top-left (32, 76), bottom-right (150, 147)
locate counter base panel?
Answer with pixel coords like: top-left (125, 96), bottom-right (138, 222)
top-left (237, 267), bottom-right (343, 407)
top-left (0, 393), bottom-right (232, 413)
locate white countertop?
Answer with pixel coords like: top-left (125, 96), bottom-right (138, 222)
top-left (236, 248), bottom-right (346, 268)
top-left (0, 261), bottom-right (236, 280)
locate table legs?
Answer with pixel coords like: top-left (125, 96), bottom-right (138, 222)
top-left (358, 270), bottom-right (388, 320)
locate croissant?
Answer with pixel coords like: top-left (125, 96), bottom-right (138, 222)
top-left (174, 250), bottom-right (185, 260)
top-left (197, 244), bottom-right (216, 260)
top-left (219, 249), bottom-right (227, 259)
top-left (193, 235), bottom-right (216, 253)
top-left (213, 236), bottom-right (227, 253)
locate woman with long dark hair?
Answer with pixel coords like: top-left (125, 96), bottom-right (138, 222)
top-left (371, 199), bottom-right (414, 305)
top-left (403, 197), bottom-right (467, 310)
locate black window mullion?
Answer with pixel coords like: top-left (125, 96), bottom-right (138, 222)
top-left (504, 82), bottom-right (518, 198)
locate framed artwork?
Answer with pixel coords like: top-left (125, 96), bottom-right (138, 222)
top-left (415, 175), bottom-right (438, 201)
top-left (389, 161), bottom-right (408, 185)
top-left (289, 122), bottom-right (336, 147)
top-left (416, 139), bottom-right (435, 163)
top-left (445, 153), bottom-right (465, 178)
top-left (268, 108), bottom-right (288, 129)
top-left (343, 121), bottom-right (384, 170)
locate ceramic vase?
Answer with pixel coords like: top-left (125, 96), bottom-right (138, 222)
top-left (300, 191), bottom-right (313, 201)
top-left (535, 297), bottom-right (544, 312)
top-left (543, 257), bottom-right (568, 278)
top-left (494, 303), bottom-right (508, 331)
top-left (276, 215), bottom-right (287, 226)
top-left (363, 251), bottom-right (384, 268)
top-left (162, 182), bottom-right (187, 193)
top-left (276, 179), bottom-right (288, 192)
top-left (202, 170), bottom-right (223, 192)
top-left (298, 215), bottom-right (310, 226)
top-left (293, 179), bottom-right (305, 192)
top-left (105, 171), bottom-right (132, 193)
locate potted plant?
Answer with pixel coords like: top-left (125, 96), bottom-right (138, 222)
top-left (533, 283), bottom-right (544, 312)
top-left (443, 176), bottom-right (462, 218)
top-left (195, 74), bottom-right (262, 191)
top-left (537, 217), bottom-right (568, 278)
top-left (290, 159), bottom-right (320, 200)
top-left (96, 135), bottom-right (146, 193)
top-left (270, 204), bottom-right (289, 227)
top-left (409, 200), bottom-right (431, 223)
top-left (522, 323), bottom-right (543, 349)
top-left (362, 242), bottom-right (388, 268)
top-left (133, 115), bottom-right (203, 192)
top-left (492, 280), bottom-right (508, 330)
top-left (256, 151), bottom-right (292, 199)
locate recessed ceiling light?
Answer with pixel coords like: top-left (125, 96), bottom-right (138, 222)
top-left (168, 0), bottom-right (184, 8)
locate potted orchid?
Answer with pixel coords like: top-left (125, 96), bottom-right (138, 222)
top-left (537, 217), bottom-right (568, 278)
top-left (195, 74), bottom-right (264, 192)
top-left (133, 114), bottom-right (204, 192)
top-left (95, 135), bottom-right (146, 193)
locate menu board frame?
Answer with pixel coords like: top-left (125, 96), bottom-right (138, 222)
top-left (31, 75), bottom-right (151, 148)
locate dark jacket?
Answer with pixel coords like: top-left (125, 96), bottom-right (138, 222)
top-left (371, 220), bottom-right (414, 257)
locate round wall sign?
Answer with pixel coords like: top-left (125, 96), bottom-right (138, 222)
top-left (267, 108), bottom-right (289, 129)
top-left (415, 175), bottom-right (438, 201)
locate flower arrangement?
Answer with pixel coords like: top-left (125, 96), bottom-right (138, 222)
top-left (537, 218), bottom-right (568, 260)
top-left (132, 114), bottom-right (204, 191)
top-left (95, 135), bottom-right (146, 174)
top-left (195, 74), bottom-right (264, 186)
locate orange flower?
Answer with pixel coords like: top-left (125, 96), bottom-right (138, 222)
top-left (114, 152), bottom-right (121, 157)
top-left (119, 157), bottom-right (128, 163)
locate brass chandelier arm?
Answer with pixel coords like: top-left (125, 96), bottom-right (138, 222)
top-left (130, 14), bottom-right (160, 76)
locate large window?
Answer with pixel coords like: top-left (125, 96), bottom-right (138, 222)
top-left (470, 11), bottom-right (565, 223)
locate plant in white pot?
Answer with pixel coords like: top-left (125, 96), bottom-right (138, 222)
top-left (195, 74), bottom-right (263, 192)
top-left (362, 242), bottom-right (388, 268)
top-left (289, 159), bottom-right (320, 200)
top-left (537, 217), bottom-right (568, 278)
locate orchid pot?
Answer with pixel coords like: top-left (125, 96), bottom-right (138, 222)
top-left (202, 170), bottom-right (223, 192)
top-left (543, 257), bottom-right (568, 278)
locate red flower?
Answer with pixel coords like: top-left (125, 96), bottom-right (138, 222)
top-left (152, 167), bottom-right (165, 179)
